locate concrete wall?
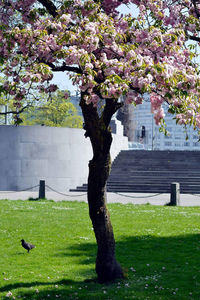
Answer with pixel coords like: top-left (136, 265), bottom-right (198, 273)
top-left (0, 124), bottom-right (128, 191)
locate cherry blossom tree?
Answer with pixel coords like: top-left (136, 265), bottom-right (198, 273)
top-left (0, 0), bottom-right (199, 282)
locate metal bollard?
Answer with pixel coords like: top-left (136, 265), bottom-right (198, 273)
top-left (170, 182), bottom-right (180, 206)
top-left (39, 180), bottom-right (46, 199)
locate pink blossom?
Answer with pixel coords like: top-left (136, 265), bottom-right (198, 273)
top-left (6, 291), bottom-right (13, 297)
top-left (154, 107), bottom-right (165, 125)
top-left (48, 84), bottom-right (58, 92)
top-left (150, 94), bottom-right (164, 113)
top-left (22, 75), bottom-right (31, 83)
top-left (176, 114), bottom-right (187, 125)
top-left (64, 92), bottom-right (69, 99)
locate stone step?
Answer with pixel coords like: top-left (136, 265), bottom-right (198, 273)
top-left (109, 180), bottom-right (200, 184)
top-left (81, 179), bottom-right (200, 185)
top-left (71, 150), bottom-right (200, 193)
top-left (112, 165), bottom-right (199, 168)
top-left (118, 150), bottom-right (200, 156)
top-left (70, 185), bottom-right (200, 193)
top-left (110, 171), bottom-right (200, 175)
top-left (110, 170), bottom-right (200, 174)
top-left (109, 174), bottom-right (200, 178)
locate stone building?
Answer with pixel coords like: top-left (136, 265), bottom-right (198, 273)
top-left (132, 99), bottom-right (200, 151)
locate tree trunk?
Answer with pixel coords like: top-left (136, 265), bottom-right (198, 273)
top-left (80, 93), bottom-right (124, 283)
top-left (117, 100), bottom-right (136, 142)
top-left (88, 138), bottom-right (123, 283)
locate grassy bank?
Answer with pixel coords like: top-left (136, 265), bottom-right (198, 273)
top-left (0, 200), bottom-right (200, 299)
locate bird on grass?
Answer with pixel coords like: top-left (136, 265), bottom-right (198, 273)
top-left (21, 239), bottom-right (35, 253)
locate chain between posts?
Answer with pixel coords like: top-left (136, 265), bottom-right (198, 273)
top-left (45, 185), bottom-right (87, 197)
top-left (0, 182), bottom-right (200, 201)
top-left (114, 192), bottom-right (163, 198)
top-left (0, 184), bottom-right (163, 199)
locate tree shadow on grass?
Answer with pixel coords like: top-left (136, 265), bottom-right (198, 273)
top-left (0, 279), bottom-right (80, 300)
top-left (57, 233), bottom-right (200, 272)
top-left (0, 279), bottom-right (72, 293)
top-left (1, 234), bottom-right (200, 299)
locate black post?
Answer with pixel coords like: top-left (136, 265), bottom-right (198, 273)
top-left (39, 180), bottom-right (45, 199)
top-left (170, 182), bottom-right (180, 206)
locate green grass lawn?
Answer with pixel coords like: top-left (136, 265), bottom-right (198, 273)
top-left (0, 200), bottom-right (200, 300)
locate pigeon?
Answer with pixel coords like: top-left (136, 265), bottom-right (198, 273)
top-left (21, 239), bottom-right (35, 253)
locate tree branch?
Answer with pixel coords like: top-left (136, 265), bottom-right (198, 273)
top-left (80, 92), bottom-right (99, 138)
top-left (129, 84), bottom-right (141, 93)
top-left (192, 0), bottom-right (200, 19)
top-left (37, 0), bottom-right (58, 17)
top-left (42, 61), bottom-right (82, 74)
top-left (187, 35), bottom-right (200, 43)
top-left (51, 64), bottom-right (83, 73)
top-left (0, 105), bottom-right (32, 115)
top-left (102, 98), bottom-right (123, 128)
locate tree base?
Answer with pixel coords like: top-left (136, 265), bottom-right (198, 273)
top-left (96, 259), bottom-right (124, 283)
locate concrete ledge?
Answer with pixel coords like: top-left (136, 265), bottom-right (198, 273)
top-left (0, 125), bottom-right (128, 191)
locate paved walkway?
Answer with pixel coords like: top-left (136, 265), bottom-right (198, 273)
top-left (0, 191), bottom-right (200, 206)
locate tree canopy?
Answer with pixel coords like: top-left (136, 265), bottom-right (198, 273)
top-left (0, 0), bottom-right (199, 128)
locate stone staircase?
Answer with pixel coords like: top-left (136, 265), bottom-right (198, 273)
top-left (70, 150), bottom-right (200, 194)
